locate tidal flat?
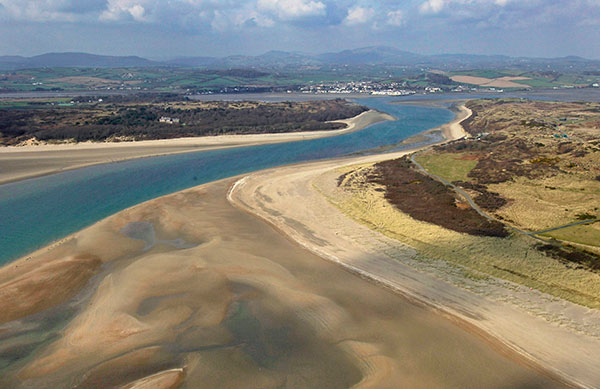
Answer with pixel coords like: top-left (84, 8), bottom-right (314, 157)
top-left (0, 178), bottom-right (562, 388)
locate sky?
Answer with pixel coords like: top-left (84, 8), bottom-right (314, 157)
top-left (0, 0), bottom-right (599, 59)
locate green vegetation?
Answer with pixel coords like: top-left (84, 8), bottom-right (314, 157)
top-left (3, 64), bottom-right (598, 94)
top-left (406, 98), bottom-right (600, 280)
top-left (350, 157), bottom-right (509, 237)
top-left (0, 67), bottom-right (414, 93)
top-left (0, 96), bottom-right (367, 144)
top-left (513, 78), bottom-right (559, 88)
top-left (576, 213), bottom-right (598, 221)
top-left (450, 70), bottom-right (506, 79)
top-left (542, 224), bottom-right (600, 248)
top-left (448, 68), bottom-right (600, 89)
top-left (414, 152), bottom-right (478, 182)
top-left (331, 98), bottom-right (600, 308)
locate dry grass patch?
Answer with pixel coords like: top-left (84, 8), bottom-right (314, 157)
top-left (489, 175), bottom-right (600, 231)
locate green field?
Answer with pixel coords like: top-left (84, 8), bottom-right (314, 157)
top-left (542, 223), bottom-right (600, 248)
top-left (450, 70), bottom-right (507, 79)
top-left (414, 152), bottom-right (478, 182)
top-left (514, 79), bottom-right (559, 88)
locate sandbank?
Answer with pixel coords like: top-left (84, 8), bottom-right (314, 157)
top-left (0, 109), bottom-right (393, 185)
top-left (0, 175), bottom-right (557, 388)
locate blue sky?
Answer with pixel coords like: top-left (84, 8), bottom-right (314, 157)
top-left (0, 0), bottom-right (599, 59)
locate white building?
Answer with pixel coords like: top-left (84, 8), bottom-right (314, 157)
top-left (159, 117), bottom-right (180, 124)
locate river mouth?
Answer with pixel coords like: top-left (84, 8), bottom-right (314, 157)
top-left (0, 98), bottom-right (454, 266)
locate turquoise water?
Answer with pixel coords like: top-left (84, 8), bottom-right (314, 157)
top-left (0, 98), bottom-right (453, 265)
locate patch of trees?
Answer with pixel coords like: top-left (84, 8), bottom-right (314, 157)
top-left (426, 73), bottom-right (453, 85)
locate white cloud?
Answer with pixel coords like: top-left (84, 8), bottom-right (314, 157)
top-left (211, 8), bottom-right (274, 31)
top-left (100, 0), bottom-right (150, 21)
top-left (344, 6), bottom-right (374, 25)
top-left (257, 0), bottom-right (326, 20)
top-left (127, 4), bottom-right (146, 21)
top-left (0, 0), bottom-right (79, 21)
top-left (419, 0), bottom-right (516, 14)
top-left (386, 9), bottom-right (404, 26)
top-left (419, 0), bottom-right (446, 14)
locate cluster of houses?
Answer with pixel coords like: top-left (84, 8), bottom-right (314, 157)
top-left (299, 81), bottom-right (422, 95)
top-left (159, 116), bottom-right (180, 124)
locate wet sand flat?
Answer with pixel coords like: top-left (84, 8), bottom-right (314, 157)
top-left (0, 177), bottom-right (561, 388)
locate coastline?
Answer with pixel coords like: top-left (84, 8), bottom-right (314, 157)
top-left (0, 109), bottom-right (393, 185)
top-left (228, 106), bottom-right (600, 388)
top-left (0, 104), bottom-right (586, 387)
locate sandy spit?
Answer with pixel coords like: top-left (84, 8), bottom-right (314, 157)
top-left (0, 109), bottom-right (392, 185)
top-left (1, 175), bottom-right (558, 388)
top-left (228, 106), bottom-right (600, 388)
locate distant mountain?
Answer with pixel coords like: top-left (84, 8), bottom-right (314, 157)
top-left (0, 52), bottom-right (161, 70)
top-left (253, 50), bottom-right (320, 66)
top-left (168, 51), bottom-right (320, 69)
top-left (318, 46), bottom-right (425, 65)
top-left (1, 48), bottom-right (599, 72)
top-left (166, 56), bottom-right (218, 67)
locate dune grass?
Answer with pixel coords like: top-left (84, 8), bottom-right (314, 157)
top-left (490, 175), bottom-right (600, 231)
top-left (328, 164), bottom-right (600, 309)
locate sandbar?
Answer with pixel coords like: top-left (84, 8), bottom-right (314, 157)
top-left (0, 109), bottom-right (392, 185)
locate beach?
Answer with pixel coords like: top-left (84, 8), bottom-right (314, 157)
top-left (0, 109), bottom-right (392, 185)
top-left (0, 167), bottom-right (562, 388)
top-left (0, 103), bottom-right (592, 387)
top-left (228, 106), bottom-right (600, 388)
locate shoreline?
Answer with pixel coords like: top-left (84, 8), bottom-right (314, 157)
top-left (0, 106), bottom-right (565, 387)
top-left (0, 109), bottom-right (393, 186)
top-left (228, 106), bottom-right (600, 388)
top-left (0, 104), bottom-right (586, 387)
